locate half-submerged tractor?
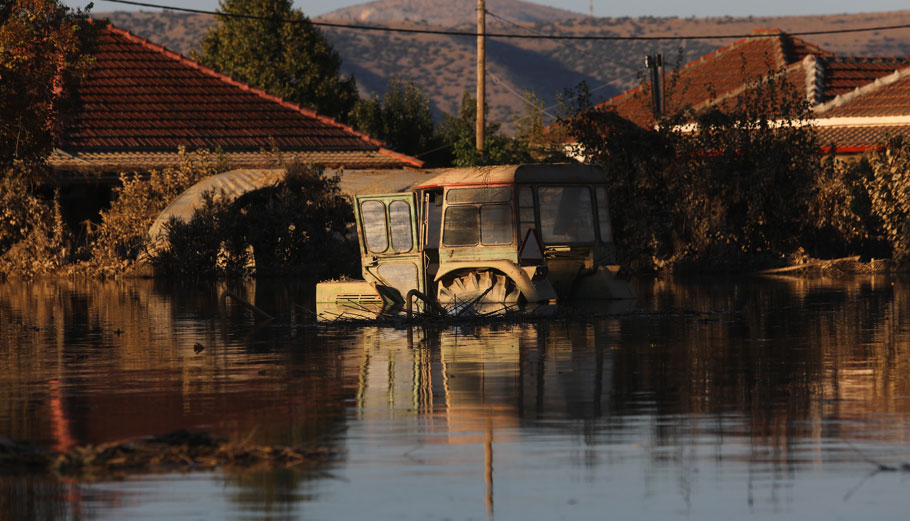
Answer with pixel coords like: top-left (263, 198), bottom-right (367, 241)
top-left (317, 164), bottom-right (634, 315)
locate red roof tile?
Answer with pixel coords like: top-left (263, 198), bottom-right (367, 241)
top-left (816, 67), bottom-right (910, 117)
top-left (819, 57), bottom-right (910, 102)
top-left (816, 124), bottom-right (910, 151)
top-left (600, 30), bottom-right (826, 127)
top-left (55, 24), bottom-right (422, 169)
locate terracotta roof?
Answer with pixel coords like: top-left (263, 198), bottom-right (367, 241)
top-left (600, 30), bottom-right (832, 127)
top-left (48, 149), bottom-right (418, 173)
top-left (53, 23), bottom-right (422, 169)
top-left (816, 124), bottom-right (910, 151)
top-left (819, 57), bottom-right (910, 102)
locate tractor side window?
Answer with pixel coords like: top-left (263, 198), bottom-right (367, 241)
top-left (595, 186), bottom-right (613, 243)
top-left (537, 186), bottom-right (595, 244)
top-left (447, 187), bottom-right (512, 203)
top-left (360, 200), bottom-right (389, 253)
top-left (388, 200), bottom-right (413, 252)
top-left (442, 206), bottom-right (479, 246)
top-left (518, 186), bottom-right (535, 240)
top-left (481, 204), bottom-right (513, 245)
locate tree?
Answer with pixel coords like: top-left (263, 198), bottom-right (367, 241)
top-left (196, 0), bottom-right (358, 122)
top-left (439, 91), bottom-right (532, 167)
top-left (350, 77), bottom-right (439, 158)
top-left (0, 0), bottom-right (96, 168)
top-left (562, 72), bottom-right (822, 271)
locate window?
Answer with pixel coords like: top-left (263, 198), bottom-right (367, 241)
top-left (360, 200), bottom-right (388, 253)
top-left (447, 187), bottom-right (512, 204)
top-left (388, 200), bottom-right (413, 252)
top-left (443, 206), bottom-right (479, 246)
top-left (518, 186), bottom-right (535, 241)
top-left (595, 186), bottom-right (613, 244)
top-left (537, 186), bottom-right (595, 244)
top-left (481, 205), bottom-right (513, 245)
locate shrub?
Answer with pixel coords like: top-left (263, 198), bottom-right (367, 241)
top-left (88, 147), bottom-right (228, 275)
top-left (865, 137), bottom-right (910, 262)
top-left (150, 162), bottom-right (358, 280)
top-left (0, 168), bottom-right (70, 279)
top-left (562, 70), bottom-right (821, 271)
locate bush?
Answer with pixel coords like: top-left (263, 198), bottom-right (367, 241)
top-left (150, 162), bottom-right (358, 280)
top-left (865, 137), bottom-right (910, 262)
top-left (562, 71), bottom-right (822, 271)
top-left (88, 147), bottom-right (228, 275)
top-left (0, 168), bottom-right (70, 279)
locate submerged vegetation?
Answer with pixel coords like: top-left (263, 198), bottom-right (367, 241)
top-left (0, 430), bottom-right (334, 480)
top-left (150, 161), bottom-right (357, 281)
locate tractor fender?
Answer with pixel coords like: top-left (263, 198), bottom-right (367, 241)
top-left (434, 260), bottom-right (557, 303)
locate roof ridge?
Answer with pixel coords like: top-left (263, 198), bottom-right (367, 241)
top-left (97, 22), bottom-right (424, 168)
top-left (814, 64), bottom-right (910, 115)
top-left (803, 55), bottom-right (825, 106)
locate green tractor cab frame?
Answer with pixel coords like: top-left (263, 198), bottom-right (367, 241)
top-left (316, 164), bottom-right (635, 316)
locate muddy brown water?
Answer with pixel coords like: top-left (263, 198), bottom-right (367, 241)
top-left (2, 276), bottom-right (910, 520)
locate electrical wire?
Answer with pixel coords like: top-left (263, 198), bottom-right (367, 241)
top-left (99, 0), bottom-right (910, 41)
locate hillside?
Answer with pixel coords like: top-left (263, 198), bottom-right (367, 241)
top-left (96, 3), bottom-right (910, 133)
top-left (321, 0), bottom-right (584, 25)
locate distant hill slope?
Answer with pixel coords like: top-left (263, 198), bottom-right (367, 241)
top-left (321, 0), bottom-right (584, 25)
top-left (95, 4), bottom-right (910, 133)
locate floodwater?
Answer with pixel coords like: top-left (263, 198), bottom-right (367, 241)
top-left (2, 276), bottom-right (910, 520)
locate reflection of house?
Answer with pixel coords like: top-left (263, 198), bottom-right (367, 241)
top-left (583, 29), bottom-right (910, 155)
top-left (50, 23), bottom-right (423, 222)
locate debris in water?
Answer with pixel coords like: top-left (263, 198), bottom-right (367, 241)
top-left (0, 430), bottom-right (334, 480)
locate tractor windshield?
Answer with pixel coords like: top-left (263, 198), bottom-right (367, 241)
top-left (537, 186), bottom-right (595, 244)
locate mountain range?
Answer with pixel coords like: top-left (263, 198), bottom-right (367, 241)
top-left (97, 0), bottom-right (910, 133)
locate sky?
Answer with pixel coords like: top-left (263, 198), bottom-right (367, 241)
top-left (70, 0), bottom-right (910, 19)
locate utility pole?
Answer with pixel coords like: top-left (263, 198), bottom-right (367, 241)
top-left (476, 0), bottom-right (485, 156)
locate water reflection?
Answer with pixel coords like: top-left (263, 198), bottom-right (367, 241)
top-left (1, 276), bottom-right (910, 519)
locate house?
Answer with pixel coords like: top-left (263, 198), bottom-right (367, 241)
top-left (47, 22), bottom-right (424, 227)
top-left (49, 23), bottom-right (423, 174)
top-left (588, 29), bottom-right (910, 155)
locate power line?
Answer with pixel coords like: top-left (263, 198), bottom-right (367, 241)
top-left (99, 0), bottom-right (910, 41)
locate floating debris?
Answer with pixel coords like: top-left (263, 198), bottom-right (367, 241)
top-left (0, 430), bottom-right (334, 480)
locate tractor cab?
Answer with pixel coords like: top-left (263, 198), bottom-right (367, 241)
top-left (316, 164), bottom-right (634, 316)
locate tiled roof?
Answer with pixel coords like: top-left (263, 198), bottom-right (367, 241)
top-left (583, 29), bottom-right (910, 153)
top-left (48, 149), bottom-right (417, 172)
top-left (601, 30), bottom-right (828, 127)
top-left (819, 57), bottom-right (910, 102)
top-left (53, 23), bottom-right (422, 169)
top-left (815, 67), bottom-right (910, 117)
top-left (816, 124), bottom-right (910, 151)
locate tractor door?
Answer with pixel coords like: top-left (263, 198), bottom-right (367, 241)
top-left (354, 193), bottom-right (426, 298)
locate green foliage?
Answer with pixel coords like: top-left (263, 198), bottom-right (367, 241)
top-left (0, 168), bottom-right (69, 279)
top-left (350, 77), bottom-right (439, 158)
top-left (563, 71), bottom-right (822, 271)
top-left (0, 0), bottom-right (97, 168)
top-left (151, 162), bottom-right (357, 280)
top-left (439, 92), bottom-right (533, 167)
top-left (806, 153), bottom-right (879, 257)
top-left (88, 148), bottom-right (228, 274)
top-left (150, 193), bottom-right (247, 280)
top-left (514, 91), bottom-right (568, 163)
top-left (195, 0), bottom-right (358, 122)
top-left (864, 137), bottom-right (910, 262)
